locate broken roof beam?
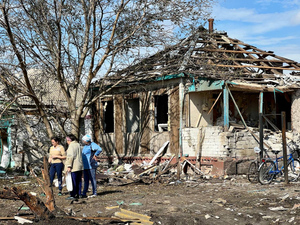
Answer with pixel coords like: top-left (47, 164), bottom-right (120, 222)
top-left (236, 45), bottom-right (282, 75)
top-left (213, 64), bottom-right (298, 71)
top-left (196, 48), bottom-right (276, 57)
top-left (197, 40), bottom-right (230, 45)
top-left (228, 38), bottom-right (300, 67)
top-left (191, 55), bottom-right (290, 64)
top-left (227, 81), bottom-right (294, 92)
top-left (206, 37), bottom-right (253, 74)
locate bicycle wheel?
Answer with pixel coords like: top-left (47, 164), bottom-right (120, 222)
top-left (258, 160), bottom-right (276, 185)
top-left (247, 161), bottom-right (258, 183)
top-left (287, 159), bottom-right (300, 182)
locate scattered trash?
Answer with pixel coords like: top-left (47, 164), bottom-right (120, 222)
top-left (279, 194), bottom-right (289, 202)
top-left (116, 201), bottom-right (124, 206)
top-left (247, 189), bottom-right (266, 193)
top-left (106, 206), bottom-right (119, 210)
top-left (269, 206), bottom-right (289, 211)
top-left (14, 216), bottom-right (33, 224)
top-left (20, 207), bottom-right (30, 211)
top-left (129, 202), bottom-right (143, 206)
top-left (14, 181), bottom-right (31, 185)
top-left (211, 198), bottom-right (226, 206)
top-left (288, 217), bottom-right (295, 223)
top-left (205, 214), bottom-right (211, 219)
top-left (292, 204), bottom-right (300, 210)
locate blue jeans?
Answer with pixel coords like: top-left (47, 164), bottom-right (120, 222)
top-left (82, 168), bottom-right (97, 196)
top-left (70, 170), bottom-right (82, 198)
top-left (49, 163), bottom-right (64, 191)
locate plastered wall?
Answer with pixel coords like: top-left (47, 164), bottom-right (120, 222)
top-left (291, 89), bottom-right (300, 133)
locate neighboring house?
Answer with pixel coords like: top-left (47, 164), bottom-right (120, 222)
top-left (91, 21), bottom-right (300, 175)
top-left (0, 69), bottom-right (85, 170)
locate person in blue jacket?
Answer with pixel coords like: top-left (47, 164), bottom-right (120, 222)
top-left (81, 134), bottom-right (102, 198)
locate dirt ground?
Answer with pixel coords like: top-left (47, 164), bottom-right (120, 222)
top-left (1, 170), bottom-right (300, 225)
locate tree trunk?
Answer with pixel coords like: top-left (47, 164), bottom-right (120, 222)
top-left (11, 187), bottom-right (55, 220)
top-left (71, 113), bottom-right (81, 138)
top-left (41, 156), bottom-right (55, 212)
top-left (0, 157), bottom-right (56, 220)
top-left (0, 187), bottom-right (20, 200)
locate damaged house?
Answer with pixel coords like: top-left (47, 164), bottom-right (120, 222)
top-left (0, 69), bottom-right (85, 170)
top-left (91, 21), bottom-right (300, 175)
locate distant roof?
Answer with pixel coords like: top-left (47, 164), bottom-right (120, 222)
top-left (94, 26), bottom-right (300, 88)
top-left (0, 69), bottom-right (84, 113)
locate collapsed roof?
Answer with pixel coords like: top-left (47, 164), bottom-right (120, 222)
top-left (95, 24), bottom-right (300, 90)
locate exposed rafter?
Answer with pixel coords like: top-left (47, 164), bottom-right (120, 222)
top-left (94, 26), bottom-right (300, 87)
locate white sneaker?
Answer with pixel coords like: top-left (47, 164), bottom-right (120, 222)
top-left (88, 194), bottom-right (97, 198)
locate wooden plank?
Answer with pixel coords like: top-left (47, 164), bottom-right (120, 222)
top-left (149, 141), bottom-right (169, 165)
top-left (208, 91), bottom-right (222, 115)
top-left (120, 209), bottom-right (152, 220)
top-left (191, 55), bottom-right (294, 63)
top-left (169, 86), bottom-right (180, 155)
top-left (235, 45), bottom-right (281, 75)
top-left (161, 154), bottom-right (175, 171)
top-left (115, 95), bottom-right (124, 154)
top-left (213, 64), bottom-right (299, 71)
top-left (154, 162), bottom-right (178, 179)
top-left (228, 37), bottom-right (300, 66)
top-left (66, 216), bottom-right (127, 222)
top-left (195, 48), bottom-right (275, 55)
top-left (135, 166), bottom-right (157, 177)
top-left (183, 159), bottom-right (204, 175)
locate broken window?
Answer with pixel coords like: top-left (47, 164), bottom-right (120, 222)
top-left (154, 95), bottom-right (168, 131)
top-left (126, 99), bottom-right (140, 132)
top-left (103, 101), bottom-right (114, 133)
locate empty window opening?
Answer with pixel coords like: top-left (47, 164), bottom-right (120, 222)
top-left (103, 101), bottom-right (114, 133)
top-left (263, 92), bottom-right (291, 130)
top-left (154, 95), bottom-right (168, 131)
top-left (126, 99), bottom-right (140, 132)
top-left (212, 93), bottom-right (222, 126)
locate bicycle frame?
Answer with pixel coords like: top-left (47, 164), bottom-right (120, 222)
top-left (262, 153), bottom-right (294, 176)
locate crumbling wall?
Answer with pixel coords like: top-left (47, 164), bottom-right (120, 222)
top-left (225, 129), bottom-right (258, 158)
top-left (291, 89), bottom-right (300, 133)
top-left (182, 128), bottom-right (201, 156)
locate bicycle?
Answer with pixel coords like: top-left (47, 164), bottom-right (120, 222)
top-left (247, 147), bottom-right (262, 183)
top-left (247, 146), bottom-right (272, 183)
top-left (258, 149), bottom-right (300, 185)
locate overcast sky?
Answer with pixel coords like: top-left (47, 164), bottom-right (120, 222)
top-left (211, 0), bottom-right (300, 63)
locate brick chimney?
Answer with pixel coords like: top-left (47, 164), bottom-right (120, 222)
top-left (208, 18), bottom-right (214, 33)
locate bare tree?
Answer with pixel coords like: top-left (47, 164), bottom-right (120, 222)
top-left (0, 0), bottom-right (215, 141)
